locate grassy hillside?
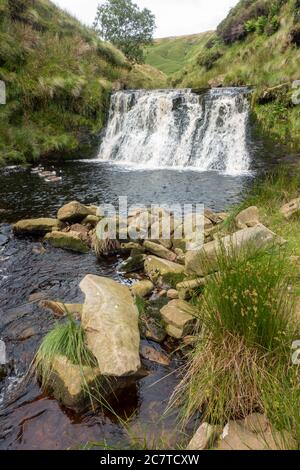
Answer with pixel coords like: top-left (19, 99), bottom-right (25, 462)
top-left (147, 0), bottom-right (300, 151)
top-left (145, 32), bottom-right (213, 76)
top-left (0, 0), bottom-right (166, 165)
top-left (175, 0), bottom-right (300, 151)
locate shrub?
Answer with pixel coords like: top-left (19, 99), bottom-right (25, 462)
top-left (217, 0), bottom-right (285, 43)
top-left (265, 15), bottom-right (281, 36)
top-left (197, 48), bottom-right (223, 70)
top-left (205, 35), bottom-right (223, 49)
top-left (245, 18), bottom-right (257, 33)
top-left (256, 15), bottom-right (268, 34)
top-left (8, 0), bottom-right (33, 20)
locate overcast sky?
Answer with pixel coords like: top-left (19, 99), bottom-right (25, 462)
top-left (54, 0), bottom-right (239, 38)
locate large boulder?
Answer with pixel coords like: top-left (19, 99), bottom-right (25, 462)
top-left (144, 256), bottom-right (185, 283)
top-left (80, 275), bottom-right (141, 376)
top-left (44, 231), bottom-right (90, 253)
top-left (13, 218), bottom-right (62, 235)
top-left (235, 206), bottom-right (260, 229)
top-left (143, 240), bottom-right (177, 262)
top-left (160, 299), bottom-right (197, 339)
top-left (186, 224), bottom-right (286, 276)
top-left (280, 198), bottom-right (300, 219)
top-left (57, 201), bottom-right (96, 223)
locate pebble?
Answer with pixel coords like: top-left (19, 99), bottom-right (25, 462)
top-left (167, 289), bottom-right (179, 299)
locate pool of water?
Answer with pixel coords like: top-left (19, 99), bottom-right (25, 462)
top-left (0, 161), bottom-right (255, 222)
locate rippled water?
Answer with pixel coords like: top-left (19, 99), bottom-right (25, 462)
top-left (0, 161), bottom-right (254, 222)
top-left (0, 160), bottom-right (257, 450)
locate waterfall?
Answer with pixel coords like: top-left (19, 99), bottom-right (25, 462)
top-left (98, 88), bottom-right (251, 175)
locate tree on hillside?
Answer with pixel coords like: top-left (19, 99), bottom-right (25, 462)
top-left (94, 0), bottom-right (156, 63)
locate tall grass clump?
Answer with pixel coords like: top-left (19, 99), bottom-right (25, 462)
top-left (34, 315), bottom-right (97, 387)
top-left (33, 312), bottom-right (112, 411)
top-left (172, 243), bottom-right (300, 432)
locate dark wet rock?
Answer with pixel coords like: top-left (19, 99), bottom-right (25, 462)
top-left (140, 341), bottom-right (170, 366)
top-left (119, 254), bottom-right (145, 273)
top-left (139, 297), bottom-right (168, 344)
top-left (45, 355), bottom-right (147, 412)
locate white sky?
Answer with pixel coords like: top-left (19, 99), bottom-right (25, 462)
top-left (53, 0), bottom-right (239, 38)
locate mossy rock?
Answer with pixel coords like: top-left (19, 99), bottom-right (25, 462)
top-left (13, 218), bottom-right (62, 235)
top-left (44, 231), bottom-right (90, 253)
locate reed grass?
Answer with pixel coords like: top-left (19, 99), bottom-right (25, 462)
top-left (171, 243), bottom-right (300, 434)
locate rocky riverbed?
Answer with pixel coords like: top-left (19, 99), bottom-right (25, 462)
top-left (1, 192), bottom-right (296, 450)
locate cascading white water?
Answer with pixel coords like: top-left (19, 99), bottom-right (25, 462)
top-left (98, 88), bottom-right (251, 175)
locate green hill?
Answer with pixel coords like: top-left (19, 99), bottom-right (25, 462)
top-left (145, 32), bottom-right (213, 76)
top-left (0, 0), bottom-right (166, 165)
top-left (147, 0), bottom-right (300, 151)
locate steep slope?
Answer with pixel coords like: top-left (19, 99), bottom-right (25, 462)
top-left (0, 0), bottom-right (166, 165)
top-left (145, 32), bottom-right (213, 76)
top-left (147, 0), bottom-right (300, 151)
top-left (146, 0), bottom-right (300, 151)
